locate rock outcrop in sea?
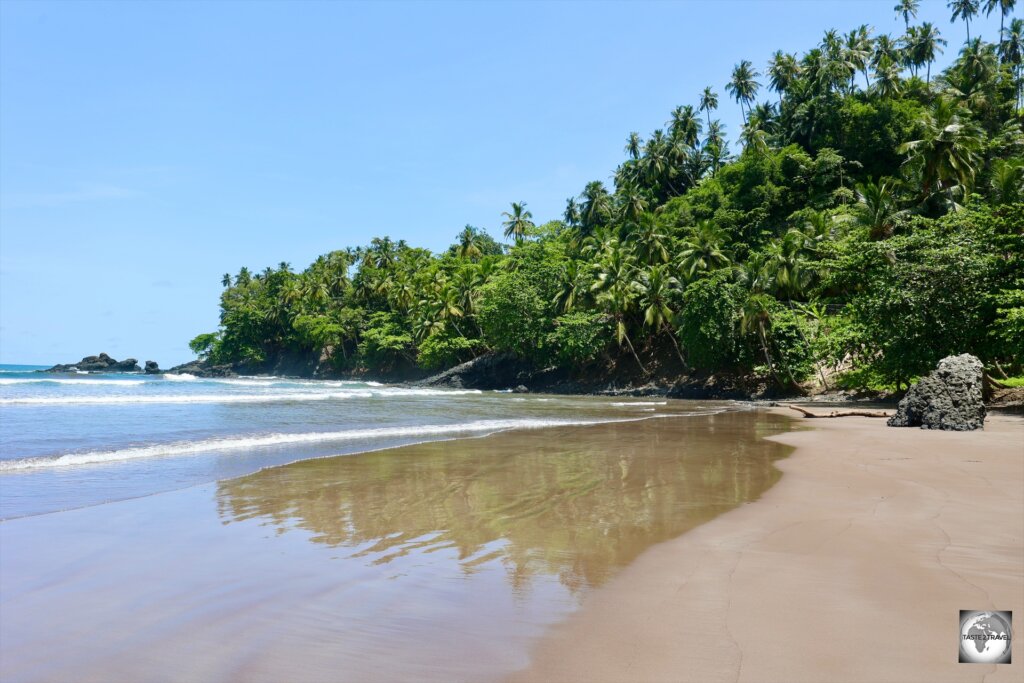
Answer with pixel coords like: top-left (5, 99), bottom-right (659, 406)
top-left (144, 361), bottom-right (161, 374)
top-left (887, 354), bottom-right (986, 431)
top-left (45, 353), bottom-right (142, 373)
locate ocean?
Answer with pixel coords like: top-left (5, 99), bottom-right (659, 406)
top-left (0, 363), bottom-right (726, 520)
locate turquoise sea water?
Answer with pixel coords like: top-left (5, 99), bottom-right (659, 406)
top-left (0, 363), bottom-right (728, 519)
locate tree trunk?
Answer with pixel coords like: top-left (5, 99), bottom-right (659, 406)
top-left (758, 321), bottom-right (784, 389)
top-left (623, 331), bottom-right (647, 374)
top-left (663, 323), bottom-right (688, 369)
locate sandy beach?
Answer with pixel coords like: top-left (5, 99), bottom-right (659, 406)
top-left (512, 411), bottom-right (1024, 683)
top-left (3, 407), bottom-right (1021, 682)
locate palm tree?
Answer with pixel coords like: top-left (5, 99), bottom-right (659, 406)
top-left (894, 0), bottom-right (920, 31)
top-left (845, 26), bottom-right (874, 89)
top-left (563, 197), bottom-right (581, 228)
top-left (698, 86), bottom-right (719, 131)
top-left (221, 273), bottom-right (232, 288)
top-left (947, 38), bottom-right (999, 113)
top-left (873, 33), bottom-right (903, 67)
top-left (989, 159), bottom-right (1024, 203)
top-left (501, 202), bottom-right (534, 243)
top-left (1002, 18), bottom-right (1023, 110)
top-left (739, 291), bottom-right (788, 389)
top-left (678, 221), bottom-right (732, 281)
top-left (591, 246), bottom-right (646, 372)
top-left (915, 22), bottom-right (948, 83)
top-left (853, 177), bottom-right (905, 239)
top-left (767, 51), bottom-right (800, 103)
top-left (705, 119), bottom-right (725, 146)
top-left (679, 143), bottom-right (711, 187)
top-left (618, 183), bottom-right (650, 223)
top-left (456, 225), bottom-right (483, 260)
top-left (761, 232), bottom-right (813, 300)
top-left (985, 0), bottom-right (1017, 48)
top-left (899, 97), bottom-right (984, 204)
top-left (552, 261), bottom-right (585, 313)
top-left (704, 121), bottom-right (730, 176)
top-left (818, 29), bottom-right (854, 93)
top-left (667, 105), bottom-right (701, 147)
top-left (624, 132), bottom-right (642, 160)
top-left (579, 181), bottom-right (612, 234)
top-left (726, 60), bottom-right (760, 123)
top-left (633, 266), bottom-right (687, 365)
top-left (873, 56), bottom-right (904, 97)
top-left (388, 276), bottom-right (416, 314)
top-left (366, 237), bottom-right (399, 269)
top-left (626, 214), bottom-right (670, 265)
top-left (949, 0), bottom-right (980, 42)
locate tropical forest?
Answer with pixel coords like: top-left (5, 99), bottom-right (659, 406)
top-left (190, 0), bottom-right (1024, 395)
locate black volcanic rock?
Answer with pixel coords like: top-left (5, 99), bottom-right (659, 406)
top-left (419, 353), bottom-right (535, 390)
top-left (144, 361), bottom-right (161, 374)
top-left (46, 353), bottom-right (141, 373)
top-left (164, 360), bottom-right (239, 378)
top-left (887, 354), bottom-right (986, 431)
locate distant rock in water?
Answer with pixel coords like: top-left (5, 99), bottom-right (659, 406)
top-left (887, 354), bottom-right (986, 431)
top-left (144, 361), bottom-right (161, 374)
top-left (45, 353), bottom-right (141, 373)
top-left (164, 359), bottom-right (239, 378)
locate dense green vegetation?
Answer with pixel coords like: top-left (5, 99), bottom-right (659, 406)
top-left (193, 3), bottom-right (1023, 391)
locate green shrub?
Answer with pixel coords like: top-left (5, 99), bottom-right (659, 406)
top-left (547, 312), bottom-right (611, 367)
top-left (678, 272), bottom-right (743, 369)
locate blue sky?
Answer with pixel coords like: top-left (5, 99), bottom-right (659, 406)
top-left (0, 0), bottom-right (1009, 366)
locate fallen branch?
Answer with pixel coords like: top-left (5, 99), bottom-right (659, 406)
top-left (787, 405), bottom-right (889, 419)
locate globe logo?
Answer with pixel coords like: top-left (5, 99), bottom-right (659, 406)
top-left (959, 611), bottom-right (1012, 664)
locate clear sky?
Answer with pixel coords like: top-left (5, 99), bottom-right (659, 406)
top-left (0, 0), bottom-right (1009, 366)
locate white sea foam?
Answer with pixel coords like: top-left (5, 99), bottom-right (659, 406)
top-left (609, 401), bottom-right (668, 406)
top-left (162, 373), bottom-right (198, 382)
top-left (0, 391), bottom-right (359, 405)
top-left (0, 378), bottom-right (147, 386)
top-left (0, 418), bottom-right (626, 471)
top-left (0, 387), bottom-right (484, 406)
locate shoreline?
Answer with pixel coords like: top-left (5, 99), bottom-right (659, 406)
top-left (27, 360), bottom-right (1024, 410)
top-left (510, 411), bottom-right (1024, 683)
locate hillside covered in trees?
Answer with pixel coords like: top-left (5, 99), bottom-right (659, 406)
top-left (189, 1), bottom-right (1023, 395)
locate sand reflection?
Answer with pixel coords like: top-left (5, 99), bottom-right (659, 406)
top-left (217, 410), bottom-right (792, 592)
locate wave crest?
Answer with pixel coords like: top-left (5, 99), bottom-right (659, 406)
top-left (0, 418), bottom-right (626, 471)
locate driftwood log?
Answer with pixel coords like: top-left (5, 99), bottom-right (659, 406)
top-left (787, 405), bottom-right (890, 419)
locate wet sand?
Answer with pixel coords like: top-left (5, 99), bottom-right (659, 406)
top-left (512, 413), bottom-right (1024, 683)
top-left (0, 409), bottom-right (792, 683)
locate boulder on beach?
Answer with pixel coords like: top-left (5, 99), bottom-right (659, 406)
top-left (46, 353), bottom-right (141, 373)
top-left (887, 354), bottom-right (986, 431)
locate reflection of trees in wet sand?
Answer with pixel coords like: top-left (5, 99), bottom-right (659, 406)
top-left (217, 412), bottom-right (791, 592)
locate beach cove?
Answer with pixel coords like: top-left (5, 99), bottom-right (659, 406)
top-left (2, 401), bottom-right (1020, 682)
